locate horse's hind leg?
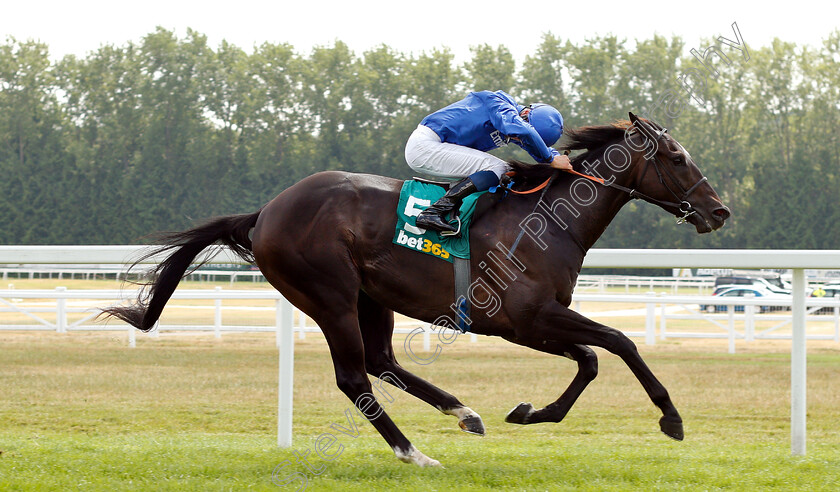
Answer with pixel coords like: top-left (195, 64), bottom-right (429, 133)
top-left (357, 291), bottom-right (485, 436)
top-left (256, 256), bottom-right (440, 465)
top-left (502, 341), bottom-right (597, 425)
top-left (308, 304), bottom-right (441, 467)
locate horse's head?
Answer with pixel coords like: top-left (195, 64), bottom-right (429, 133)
top-left (627, 112), bottom-right (730, 233)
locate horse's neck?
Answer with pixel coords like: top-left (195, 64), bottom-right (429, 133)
top-left (546, 169), bottom-right (634, 254)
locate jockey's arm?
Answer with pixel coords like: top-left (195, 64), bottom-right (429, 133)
top-left (483, 92), bottom-right (562, 165)
top-left (507, 137), bottom-right (570, 170)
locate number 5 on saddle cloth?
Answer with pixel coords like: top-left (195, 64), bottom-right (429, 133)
top-left (392, 179), bottom-right (488, 263)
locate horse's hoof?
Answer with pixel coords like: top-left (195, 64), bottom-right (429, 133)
top-left (459, 415), bottom-right (486, 436)
top-left (659, 416), bottom-right (684, 441)
top-left (395, 445), bottom-right (442, 467)
top-left (505, 402), bottom-right (534, 425)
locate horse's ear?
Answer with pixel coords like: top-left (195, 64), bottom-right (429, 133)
top-left (630, 113), bottom-right (658, 142)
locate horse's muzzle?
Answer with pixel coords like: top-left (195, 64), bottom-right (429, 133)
top-left (708, 206), bottom-right (731, 230)
top-left (712, 206), bottom-right (731, 222)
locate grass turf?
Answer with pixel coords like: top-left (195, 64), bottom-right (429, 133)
top-left (2, 330), bottom-right (840, 491)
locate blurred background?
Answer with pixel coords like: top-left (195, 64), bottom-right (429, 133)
top-left (1, 1), bottom-right (837, 249)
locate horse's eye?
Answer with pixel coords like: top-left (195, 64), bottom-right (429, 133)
top-left (673, 156), bottom-right (684, 165)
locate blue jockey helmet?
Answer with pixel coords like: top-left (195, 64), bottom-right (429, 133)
top-left (529, 103), bottom-right (564, 147)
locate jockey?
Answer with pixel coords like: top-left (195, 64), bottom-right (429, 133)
top-left (405, 90), bottom-right (572, 234)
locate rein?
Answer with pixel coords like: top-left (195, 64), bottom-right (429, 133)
top-left (563, 163), bottom-right (705, 224)
top-left (507, 153), bottom-right (705, 222)
top-left (504, 123), bottom-right (708, 260)
top-left (559, 127), bottom-right (708, 225)
top-left (508, 176), bottom-right (552, 195)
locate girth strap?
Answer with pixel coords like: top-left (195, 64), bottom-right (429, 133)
top-left (453, 257), bottom-right (471, 333)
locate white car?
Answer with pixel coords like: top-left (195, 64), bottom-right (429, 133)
top-left (714, 275), bottom-right (791, 295)
top-left (701, 286), bottom-right (790, 313)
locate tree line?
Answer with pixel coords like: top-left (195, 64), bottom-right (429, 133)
top-left (1, 28), bottom-right (838, 248)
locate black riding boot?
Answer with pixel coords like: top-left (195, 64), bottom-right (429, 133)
top-left (415, 178), bottom-right (478, 234)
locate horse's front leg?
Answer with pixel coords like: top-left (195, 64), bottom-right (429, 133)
top-left (512, 302), bottom-right (684, 440)
top-left (501, 340), bottom-right (598, 425)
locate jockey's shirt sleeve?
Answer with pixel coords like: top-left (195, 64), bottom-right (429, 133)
top-left (483, 91), bottom-right (559, 163)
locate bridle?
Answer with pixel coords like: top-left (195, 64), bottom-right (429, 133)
top-left (505, 118), bottom-right (709, 259)
top-left (631, 126), bottom-right (708, 224)
top-left (564, 123), bottom-right (708, 225)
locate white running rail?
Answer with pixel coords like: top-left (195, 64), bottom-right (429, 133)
top-left (3, 246), bottom-right (840, 456)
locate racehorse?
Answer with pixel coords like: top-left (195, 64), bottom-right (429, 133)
top-left (103, 113), bottom-right (730, 467)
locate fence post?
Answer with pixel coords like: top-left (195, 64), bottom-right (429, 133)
top-left (214, 286), bottom-right (222, 339)
top-left (423, 325), bottom-right (431, 352)
top-left (834, 294), bottom-right (839, 343)
top-left (744, 293), bottom-right (755, 342)
top-left (645, 292), bottom-right (656, 345)
top-left (128, 324), bottom-right (136, 348)
top-left (277, 297), bottom-right (295, 448)
top-left (275, 300), bottom-right (282, 348)
top-left (298, 309), bottom-right (306, 340)
top-left (55, 286), bottom-right (67, 333)
top-left (659, 297), bottom-right (667, 340)
top-left (727, 304), bottom-right (735, 354)
top-left (791, 268), bottom-right (806, 456)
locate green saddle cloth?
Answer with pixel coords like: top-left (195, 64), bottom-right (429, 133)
top-left (393, 181), bottom-right (485, 263)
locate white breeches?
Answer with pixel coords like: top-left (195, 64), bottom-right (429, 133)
top-left (404, 125), bottom-right (510, 180)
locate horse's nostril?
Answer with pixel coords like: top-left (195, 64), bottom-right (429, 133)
top-left (712, 207), bottom-right (731, 221)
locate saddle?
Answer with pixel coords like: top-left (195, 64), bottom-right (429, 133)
top-left (393, 177), bottom-right (509, 333)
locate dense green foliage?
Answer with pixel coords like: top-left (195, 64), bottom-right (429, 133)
top-left (1, 29), bottom-right (838, 247)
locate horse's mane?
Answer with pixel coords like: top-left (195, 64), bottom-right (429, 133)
top-left (507, 119), bottom-right (644, 186)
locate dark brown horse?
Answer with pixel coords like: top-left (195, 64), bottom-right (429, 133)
top-left (104, 113), bottom-right (730, 466)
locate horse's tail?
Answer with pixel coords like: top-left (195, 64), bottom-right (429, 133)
top-left (101, 211), bottom-right (260, 332)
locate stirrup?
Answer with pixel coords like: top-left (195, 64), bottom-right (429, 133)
top-left (440, 216), bottom-right (462, 237)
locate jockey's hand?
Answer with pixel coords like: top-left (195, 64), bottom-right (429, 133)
top-left (550, 154), bottom-right (573, 170)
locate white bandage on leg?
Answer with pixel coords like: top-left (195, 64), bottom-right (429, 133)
top-left (405, 125), bottom-right (510, 180)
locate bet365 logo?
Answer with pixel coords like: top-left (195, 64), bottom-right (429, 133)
top-left (396, 229), bottom-right (451, 258)
top-left (398, 195), bottom-right (451, 259)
